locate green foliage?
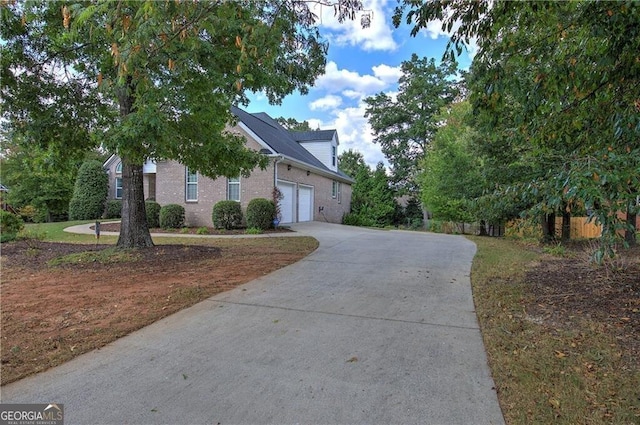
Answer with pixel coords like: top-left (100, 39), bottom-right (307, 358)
top-left (364, 54), bottom-right (459, 193)
top-left (68, 160), bottom-right (108, 221)
top-left (104, 200), bottom-right (122, 219)
top-left (543, 243), bottom-right (566, 258)
top-left (245, 227), bottom-right (263, 235)
top-left (345, 162), bottom-right (397, 228)
top-left (246, 198), bottom-right (276, 230)
top-left (145, 201), bottom-right (161, 228)
top-left (419, 102), bottom-right (483, 223)
top-left (212, 201), bottom-right (243, 230)
top-left (17, 205), bottom-right (38, 223)
top-left (0, 0), bottom-right (365, 247)
top-left (159, 204), bottom-right (185, 229)
top-left (276, 117), bottom-right (314, 131)
top-left (0, 210), bottom-right (24, 242)
top-left (0, 141), bottom-right (78, 222)
top-left (427, 219), bottom-right (443, 234)
top-left (196, 227), bottom-right (209, 235)
top-left (404, 197), bottom-right (423, 221)
top-left (396, 0), bottom-right (640, 256)
top-left (16, 227), bottom-right (46, 250)
top-left (338, 149), bottom-right (369, 180)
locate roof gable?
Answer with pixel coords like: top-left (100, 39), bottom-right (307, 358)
top-left (231, 106), bottom-right (340, 175)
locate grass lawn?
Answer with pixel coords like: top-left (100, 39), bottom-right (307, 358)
top-left (22, 220), bottom-right (118, 244)
top-left (470, 236), bottom-right (639, 424)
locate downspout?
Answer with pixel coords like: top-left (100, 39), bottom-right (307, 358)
top-left (273, 156), bottom-right (283, 224)
top-left (273, 155), bottom-right (283, 187)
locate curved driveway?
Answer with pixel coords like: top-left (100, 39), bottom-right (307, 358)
top-left (1, 222), bottom-right (504, 424)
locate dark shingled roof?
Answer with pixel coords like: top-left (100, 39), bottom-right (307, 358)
top-left (292, 130), bottom-right (336, 142)
top-left (231, 106), bottom-right (352, 182)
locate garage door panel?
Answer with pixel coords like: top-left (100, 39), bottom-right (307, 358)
top-left (277, 182), bottom-right (294, 223)
top-left (299, 185), bottom-right (313, 222)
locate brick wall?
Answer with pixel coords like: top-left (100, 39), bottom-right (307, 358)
top-left (108, 125), bottom-right (352, 226)
top-left (276, 163), bottom-right (351, 224)
top-left (155, 155), bottom-right (277, 228)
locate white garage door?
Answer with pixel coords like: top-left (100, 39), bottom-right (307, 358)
top-left (277, 181), bottom-right (295, 223)
top-left (298, 185), bottom-right (313, 222)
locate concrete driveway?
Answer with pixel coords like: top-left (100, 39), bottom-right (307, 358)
top-left (1, 222), bottom-right (504, 425)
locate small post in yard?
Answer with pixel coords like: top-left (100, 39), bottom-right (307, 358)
top-left (95, 220), bottom-right (101, 246)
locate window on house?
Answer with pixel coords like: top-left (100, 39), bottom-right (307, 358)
top-left (332, 146), bottom-right (337, 167)
top-left (115, 162), bottom-right (123, 199)
top-left (227, 177), bottom-right (240, 202)
top-left (332, 181), bottom-right (341, 202)
top-left (186, 167), bottom-right (198, 202)
top-left (115, 177), bottom-right (123, 199)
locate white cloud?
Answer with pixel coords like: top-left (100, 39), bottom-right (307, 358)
top-left (342, 89), bottom-right (363, 99)
top-left (371, 63), bottom-right (402, 84)
top-left (311, 101), bottom-right (387, 169)
top-left (314, 0), bottom-right (398, 52)
top-left (314, 61), bottom-right (387, 95)
top-left (309, 94), bottom-right (343, 111)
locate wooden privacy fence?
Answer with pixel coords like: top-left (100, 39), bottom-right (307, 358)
top-left (555, 217), bottom-right (602, 239)
top-left (506, 217), bottom-right (602, 239)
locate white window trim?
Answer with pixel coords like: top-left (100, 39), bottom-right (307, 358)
top-left (115, 162), bottom-right (123, 199)
top-left (332, 181), bottom-right (341, 202)
top-left (115, 176), bottom-right (123, 200)
top-left (227, 177), bottom-right (241, 202)
top-left (186, 167), bottom-right (198, 202)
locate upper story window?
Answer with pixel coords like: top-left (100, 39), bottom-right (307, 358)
top-left (115, 162), bottom-right (123, 173)
top-left (186, 167), bottom-right (198, 202)
top-left (332, 146), bottom-right (337, 167)
top-left (227, 177), bottom-right (240, 202)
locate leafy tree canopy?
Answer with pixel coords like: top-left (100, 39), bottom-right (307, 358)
top-left (396, 0), bottom-right (640, 255)
top-left (338, 149), bottom-right (369, 180)
top-left (1, 0), bottom-right (365, 248)
top-left (419, 101), bottom-right (482, 223)
top-left (364, 53), bottom-right (459, 194)
top-left (276, 117), bottom-right (315, 132)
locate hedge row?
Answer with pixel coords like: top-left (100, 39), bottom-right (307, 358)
top-left (120, 198), bottom-right (276, 230)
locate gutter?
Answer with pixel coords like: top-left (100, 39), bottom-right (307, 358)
top-left (277, 154), bottom-right (355, 184)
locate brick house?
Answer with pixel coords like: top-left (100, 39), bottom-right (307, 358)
top-left (104, 106), bottom-right (353, 227)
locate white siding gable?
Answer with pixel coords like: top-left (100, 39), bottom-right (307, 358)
top-left (299, 133), bottom-right (338, 172)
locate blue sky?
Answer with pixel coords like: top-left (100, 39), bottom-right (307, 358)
top-left (245, 0), bottom-right (475, 168)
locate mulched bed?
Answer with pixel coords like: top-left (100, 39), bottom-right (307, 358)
top-left (1, 241), bottom-right (221, 272)
top-left (525, 244), bottom-right (640, 365)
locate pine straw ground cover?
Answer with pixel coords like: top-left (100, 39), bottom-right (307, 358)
top-left (470, 237), bottom-right (640, 425)
top-left (0, 236), bottom-right (318, 385)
